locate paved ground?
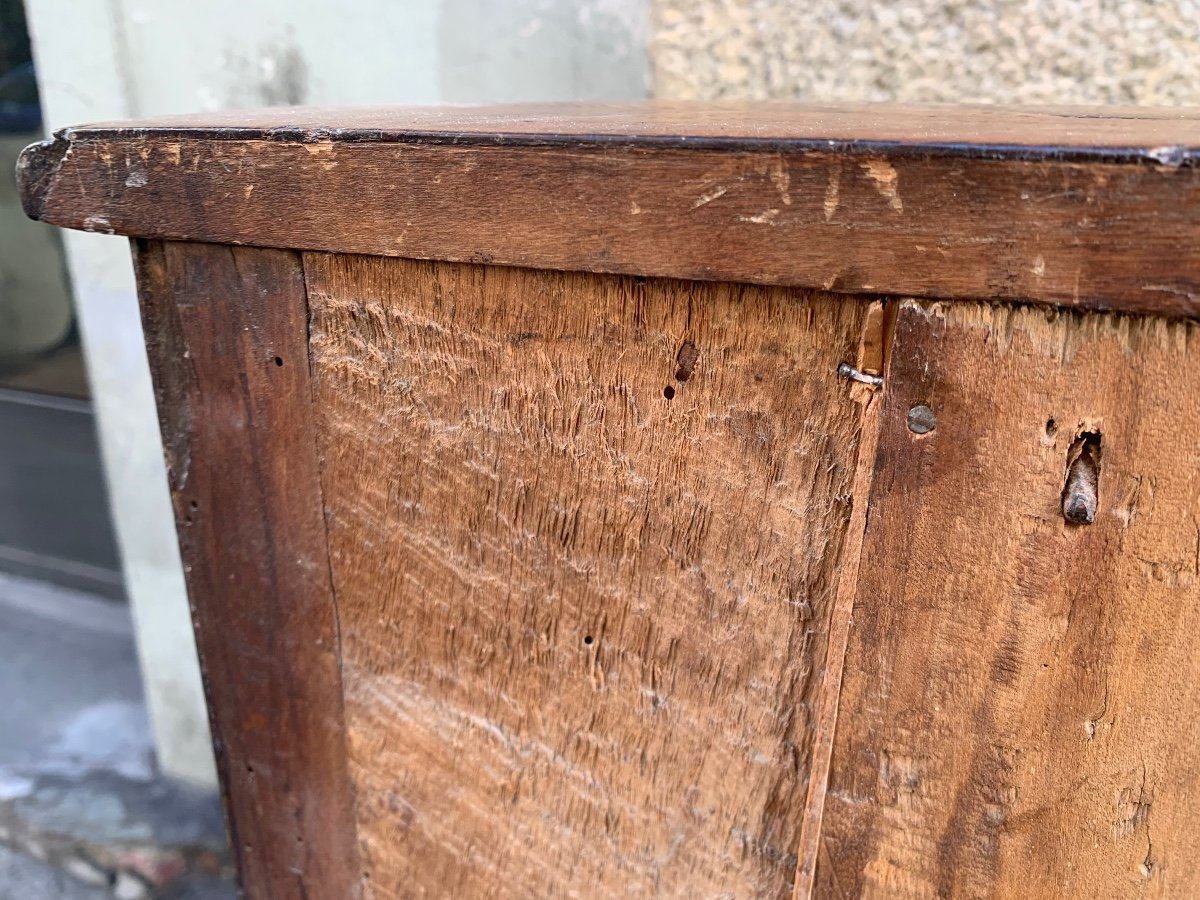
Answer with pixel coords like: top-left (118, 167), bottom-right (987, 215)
top-left (0, 573), bottom-right (141, 771)
top-left (0, 845), bottom-right (108, 900)
top-left (0, 573), bottom-right (233, 898)
top-left (0, 846), bottom-right (233, 900)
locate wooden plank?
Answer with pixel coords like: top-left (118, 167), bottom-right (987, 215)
top-left (134, 241), bottom-right (360, 899)
top-left (303, 254), bottom-right (876, 897)
top-left (816, 300), bottom-right (1200, 898)
top-left (15, 107), bottom-right (1200, 320)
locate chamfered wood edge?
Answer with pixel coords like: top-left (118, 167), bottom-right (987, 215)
top-left (18, 125), bottom-right (1200, 321)
top-left (133, 239), bottom-right (362, 898)
top-left (15, 135), bottom-right (68, 221)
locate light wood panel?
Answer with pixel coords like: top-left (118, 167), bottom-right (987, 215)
top-left (304, 255), bottom-right (877, 898)
top-left (817, 300), bottom-right (1200, 898)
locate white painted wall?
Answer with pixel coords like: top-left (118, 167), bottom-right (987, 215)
top-left (0, 135), bottom-right (72, 360)
top-left (24, 0), bottom-right (648, 787)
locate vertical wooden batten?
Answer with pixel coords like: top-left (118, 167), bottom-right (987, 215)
top-left (793, 301), bottom-right (892, 900)
top-left (134, 241), bottom-right (361, 899)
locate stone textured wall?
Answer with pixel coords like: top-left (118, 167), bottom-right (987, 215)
top-left (651, 0), bottom-right (1200, 104)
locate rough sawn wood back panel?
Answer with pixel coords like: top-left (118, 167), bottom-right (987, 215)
top-left (303, 254), bottom-right (876, 898)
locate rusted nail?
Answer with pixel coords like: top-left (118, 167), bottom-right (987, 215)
top-left (907, 404), bottom-right (936, 434)
top-left (837, 362), bottom-right (883, 387)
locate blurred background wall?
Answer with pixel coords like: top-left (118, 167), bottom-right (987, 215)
top-left (652, 0), bottom-right (1200, 104)
top-left (14, 0), bottom-right (1200, 792)
top-left (21, 0), bottom-right (649, 789)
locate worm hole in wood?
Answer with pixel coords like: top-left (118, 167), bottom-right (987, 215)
top-left (1062, 430), bottom-right (1101, 524)
top-left (674, 339), bottom-right (699, 382)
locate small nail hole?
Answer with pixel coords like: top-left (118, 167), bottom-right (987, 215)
top-left (583, 635), bottom-right (594, 646)
top-left (1045, 417), bottom-right (1057, 437)
top-left (663, 385), bottom-right (675, 400)
top-left (273, 356), bottom-right (283, 367)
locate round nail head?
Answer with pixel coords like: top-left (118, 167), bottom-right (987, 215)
top-left (907, 404), bottom-right (936, 434)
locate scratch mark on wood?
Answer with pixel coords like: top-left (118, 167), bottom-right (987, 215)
top-left (691, 184), bottom-right (727, 208)
top-left (861, 158), bottom-right (903, 212)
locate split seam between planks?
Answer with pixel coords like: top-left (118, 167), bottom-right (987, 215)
top-left (793, 299), bottom-right (894, 899)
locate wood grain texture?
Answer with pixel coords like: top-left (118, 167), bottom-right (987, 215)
top-left (17, 105), bottom-right (1200, 320)
top-left (303, 254), bottom-right (876, 898)
top-left (816, 300), bottom-right (1200, 898)
top-left (134, 241), bottom-right (360, 899)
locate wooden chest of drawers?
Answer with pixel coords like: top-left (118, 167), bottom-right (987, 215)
top-left (20, 103), bottom-right (1200, 898)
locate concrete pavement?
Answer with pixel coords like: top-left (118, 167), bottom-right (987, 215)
top-left (0, 573), bottom-right (233, 898)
